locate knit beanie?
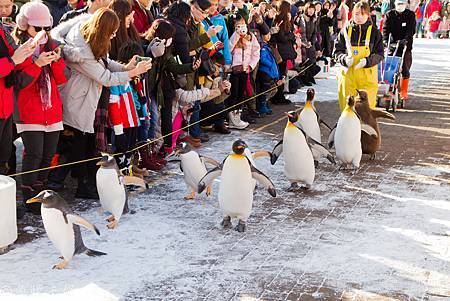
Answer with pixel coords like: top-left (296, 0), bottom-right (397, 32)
top-left (16, 1), bottom-right (53, 31)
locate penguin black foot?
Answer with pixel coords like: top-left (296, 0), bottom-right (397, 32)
top-left (301, 184), bottom-right (311, 191)
top-left (314, 160), bottom-right (319, 168)
top-left (221, 216), bottom-right (232, 229)
top-left (234, 220), bottom-right (246, 233)
top-left (85, 248), bottom-right (107, 257)
top-left (288, 182), bottom-right (299, 192)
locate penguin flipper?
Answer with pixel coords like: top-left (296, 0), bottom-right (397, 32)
top-left (327, 125), bottom-right (337, 149)
top-left (252, 150), bottom-right (271, 159)
top-left (198, 166), bottom-right (222, 193)
top-left (372, 110), bottom-right (395, 120)
top-left (361, 123), bottom-right (378, 137)
top-left (67, 214), bottom-right (101, 236)
top-left (250, 166), bottom-right (277, 197)
top-left (200, 156), bottom-right (221, 168)
top-left (271, 140), bottom-right (283, 165)
top-left (312, 107), bottom-right (332, 131)
top-left (85, 249), bottom-right (107, 257)
top-left (306, 137), bottom-right (336, 164)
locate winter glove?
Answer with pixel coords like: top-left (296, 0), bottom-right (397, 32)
top-left (344, 55), bottom-right (354, 67)
top-left (115, 133), bottom-right (128, 152)
top-left (354, 58), bottom-right (367, 70)
top-left (398, 39), bottom-right (408, 46)
top-left (148, 37), bottom-right (166, 58)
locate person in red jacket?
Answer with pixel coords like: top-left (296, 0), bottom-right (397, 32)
top-left (425, 0), bottom-right (442, 19)
top-left (0, 24), bottom-right (35, 175)
top-left (131, 0), bottom-right (154, 34)
top-left (13, 2), bottom-right (69, 214)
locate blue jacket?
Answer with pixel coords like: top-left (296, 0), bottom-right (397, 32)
top-left (258, 43), bottom-right (279, 80)
top-left (203, 14), bottom-right (232, 65)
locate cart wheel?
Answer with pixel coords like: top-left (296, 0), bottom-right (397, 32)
top-left (385, 99), bottom-right (391, 112)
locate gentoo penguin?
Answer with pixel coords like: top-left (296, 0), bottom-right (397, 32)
top-left (355, 90), bottom-right (395, 159)
top-left (173, 142), bottom-right (220, 200)
top-left (271, 111), bottom-right (335, 190)
top-left (296, 88), bottom-right (332, 166)
top-left (328, 96), bottom-right (378, 169)
top-left (198, 140), bottom-right (276, 232)
top-left (27, 190), bottom-right (105, 269)
top-left (96, 154), bottom-right (128, 229)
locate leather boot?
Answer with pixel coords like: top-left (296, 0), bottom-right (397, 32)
top-left (137, 143), bottom-right (163, 171)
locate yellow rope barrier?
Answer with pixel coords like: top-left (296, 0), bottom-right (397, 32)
top-left (8, 63), bottom-right (314, 178)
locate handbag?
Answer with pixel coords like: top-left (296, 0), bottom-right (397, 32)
top-left (244, 72), bottom-right (255, 98)
top-left (270, 44), bottom-right (283, 64)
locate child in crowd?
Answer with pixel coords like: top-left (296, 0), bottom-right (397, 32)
top-left (108, 41), bottom-right (144, 172)
top-left (228, 14), bottom-right (260, 129)
top-left (256, 32), bottom-right (279, 116)
top-left (428, 11), bottom-right (441, 39)
top-left (438, 16), bottom-right (450, 38)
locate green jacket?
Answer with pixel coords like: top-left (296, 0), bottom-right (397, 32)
top-left (146, 49), bottom-right (194, 107)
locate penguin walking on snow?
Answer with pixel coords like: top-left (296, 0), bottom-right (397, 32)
top-left (96, 154), bottom-right (128, 229)
top-left (172, 142), bottom-right (221, 200)
top-left (27, 190), bottom-right (105, 269)
top-left (198, 140), bottom-right (276, 232)
top-left (328, 95), bottom-right (378, 169)
top-left (271, 111), bottom-right (335, 190)
top-left (354, 90), bottom-right (395, 159)
top-left (296, 88), bottom-right (333, 166)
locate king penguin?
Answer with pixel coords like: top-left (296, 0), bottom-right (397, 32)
top-left (296, 88), bottom-right (332, 166)
top-left (173, 142), bottom-right (220, 200)
top-left (355, 90), bottom-right (395, 159)
top-left (96, 154), bottom-right (128, 229)
top-left (271, 111), bottom-right (335, 190)
top-left (27, 190), bottom-right (105, 269)
top-left (328, 95), bottom-right (378, 169)
top-left (198, 140), bottom-right (276, 232)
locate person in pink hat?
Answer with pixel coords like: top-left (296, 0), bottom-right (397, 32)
top-left (12, 1), bottom-right (69, 214)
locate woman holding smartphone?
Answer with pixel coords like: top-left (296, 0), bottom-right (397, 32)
top-left (12, 2), bottom-right (69, 213)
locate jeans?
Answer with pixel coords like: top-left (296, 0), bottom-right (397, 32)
top-left (138, 120), bottom-right (150, 142)
top-left (148, 95), bottom-right (158, 140)
top-left (189, 100), bottom-right (201, 138)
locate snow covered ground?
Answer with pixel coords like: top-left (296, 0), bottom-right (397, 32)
top-left (0, 39), bottom-right (449, 300)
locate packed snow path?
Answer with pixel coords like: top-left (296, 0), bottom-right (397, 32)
top-left (0, 39), bottom-right (449, 301)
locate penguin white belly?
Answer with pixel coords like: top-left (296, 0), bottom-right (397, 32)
top-left (335, 115), bottom-right (362, 166)
top-left (298, 110), bottom-right (322, 160)
top-left (298, 110), bottom-right (321, 142)
top-left (283, 127), bottom-right (315, 185)
top-left (96, 168), bottom-right (126, 221)
top-left (181, 152), bottom-right (207, 190)
top-left (218, 156), bottom-right (253, 220)
top-left (41, 207), bottom-right (75, 261)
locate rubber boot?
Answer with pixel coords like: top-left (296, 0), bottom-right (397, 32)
top-left (400, 77), bottom-right (410, 100)
top-left (137, 143), bottom-right (163, 171)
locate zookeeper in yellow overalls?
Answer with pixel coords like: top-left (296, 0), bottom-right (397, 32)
top-left (334, 1), bottom-right (385, 111)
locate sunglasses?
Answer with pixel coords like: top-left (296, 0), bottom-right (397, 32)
top-left (33, 26), bottom-right (52, 32)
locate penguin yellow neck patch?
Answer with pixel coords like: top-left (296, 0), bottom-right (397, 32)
top-left (230, 154), bottom-right (245, 159)
top-left (343, 106), bottom-right (356, 116)
top-left (304, 101), bottom-right (313, 109)
top-left (287, 121), bottom-right (297, 128)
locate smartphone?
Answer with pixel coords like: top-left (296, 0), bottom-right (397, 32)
top-left (54, 43), bottom-right (65, 51)
top-left (136, 56), bottom-right (152, 63)
top-left (1, 17), bottom-right (13, 24)
top-left (32, 30), bottom-right (46, 46)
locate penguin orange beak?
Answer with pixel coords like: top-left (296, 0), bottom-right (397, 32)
top-left (284, 112), bottom-right (294, 118)
top-left (26, 197), bottom-right (42, 204)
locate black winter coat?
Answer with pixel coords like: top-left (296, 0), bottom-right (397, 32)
top-left (270, 28), bottom-right (297, 61)
top-left (333, 21), bottom-right (384, 68)
top-left (319, 9), bottom-right (333, 56)
top-left (382, 9), bottom-right (416, 53)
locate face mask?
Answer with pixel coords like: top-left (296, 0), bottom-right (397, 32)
top-left (165, 38), bottom-right (173, 47)
top-left (395, 4), bottom-right (406, 12)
